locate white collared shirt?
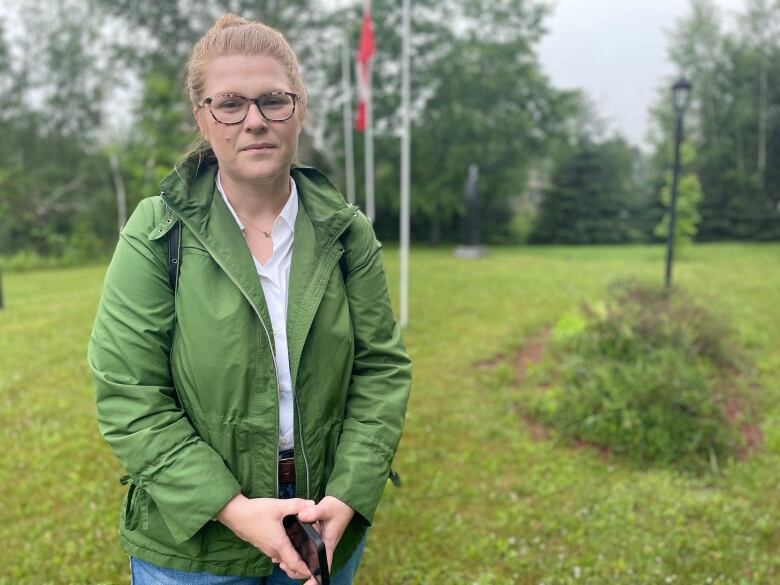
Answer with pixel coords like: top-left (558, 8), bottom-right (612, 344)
top-left (216, 172), bottom-right (298, 452)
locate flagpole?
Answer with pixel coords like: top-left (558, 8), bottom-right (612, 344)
top-left (400, 0), bottom-right (411, 328)
top-left (341, 33), bottom-right (356, 205)
top-left (365, 60), bottom-right (375, 221)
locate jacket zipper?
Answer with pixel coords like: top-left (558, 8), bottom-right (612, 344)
top-left (160, 193), bottom-right (283, 496)
top-left (290, 209), bottom-right (359, 499)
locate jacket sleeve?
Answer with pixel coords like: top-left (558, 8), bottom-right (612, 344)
top-left (88, 198), bottom-right (241, 545)
top-left (324, 214), bottom-right (412, 524)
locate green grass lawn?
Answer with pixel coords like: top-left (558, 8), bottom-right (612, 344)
top-left (1, 243), bottom-right (778, 584)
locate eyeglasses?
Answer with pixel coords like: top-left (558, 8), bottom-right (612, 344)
top-left (198, 91), bottom-right (298, 124)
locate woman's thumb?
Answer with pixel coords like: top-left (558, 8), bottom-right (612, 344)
top-left (296, 504), bottom-right (320, 522)
top-left (282, 498), bottom-right (315, 515)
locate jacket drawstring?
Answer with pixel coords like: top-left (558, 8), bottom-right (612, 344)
top-left (120, 475), bottom-right (150, 531)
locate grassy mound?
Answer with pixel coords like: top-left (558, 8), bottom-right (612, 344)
top-left (525, 281), bottom-right (760, 471)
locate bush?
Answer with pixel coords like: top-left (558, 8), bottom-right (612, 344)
top-left (527, 281), bottom-right (757, 471)
top-left (0, 219), bottom-right (112, 273)
top-left (0, 247), bottom-right (109, 273)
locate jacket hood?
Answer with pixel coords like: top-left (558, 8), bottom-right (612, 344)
top-left (159, 148), bottom-right (358, 244)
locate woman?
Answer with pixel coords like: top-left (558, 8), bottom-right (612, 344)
top-left (88, 13), bottom-right (411, 585)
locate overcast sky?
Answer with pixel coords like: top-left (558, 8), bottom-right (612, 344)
top-left (538, 0), bottom-right (747, 146)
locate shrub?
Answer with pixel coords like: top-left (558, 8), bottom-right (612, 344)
top-left (0, 224), bottom-right (111, 273)
top-left (527, 281), bottom-right (757, 471)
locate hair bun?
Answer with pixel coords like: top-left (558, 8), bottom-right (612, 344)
top-left (211, 13), bottom-right (249, 31)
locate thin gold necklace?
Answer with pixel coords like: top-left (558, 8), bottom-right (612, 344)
top-left (236, 213), bottom-right (273, 239)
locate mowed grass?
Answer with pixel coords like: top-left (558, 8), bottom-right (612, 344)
top-left (1, 243), bottom-right (779, 584)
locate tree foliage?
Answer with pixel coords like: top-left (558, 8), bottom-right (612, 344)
top-left (4, 0), bottom-right (780, 261)
top-left (530, 136), bottom-right (642, 244)
top-left (322, 0), bottom-right (577, 243)
top-left (654, 142), bottom-right (703, 254)
top-left (648, 0), bottom-right (780, 242)
top-left (0, 0), bottom-right (112, 258)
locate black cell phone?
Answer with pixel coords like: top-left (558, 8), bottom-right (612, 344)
top-left (282, 514), bottom-right (330, 585)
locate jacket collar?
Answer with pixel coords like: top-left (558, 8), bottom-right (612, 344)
top-left (159, 149), bottom-right (358, 245)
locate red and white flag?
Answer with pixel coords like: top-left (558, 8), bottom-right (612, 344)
top-left (355, 0), bottom-right (375, 132)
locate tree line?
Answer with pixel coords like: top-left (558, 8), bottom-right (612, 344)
top-left (0, 0), bottom-right (778, 264)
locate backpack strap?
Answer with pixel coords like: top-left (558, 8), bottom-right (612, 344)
top-left (167, 217), bottom-right (181, 292)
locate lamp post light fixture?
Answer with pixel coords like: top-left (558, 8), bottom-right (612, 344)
top-left (664, 76), bottom-right (693, 289)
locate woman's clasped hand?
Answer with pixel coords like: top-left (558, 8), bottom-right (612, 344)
top-left (216, 494), bottom-right (356, 583)
top-left (216, 494), bottom-right (315, 580)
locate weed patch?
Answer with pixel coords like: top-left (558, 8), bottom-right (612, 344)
top-left (519, 281), bottom-right (762, 471)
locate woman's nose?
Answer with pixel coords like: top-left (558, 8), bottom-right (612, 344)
top-left (243, 101), bottom-right (268, 130)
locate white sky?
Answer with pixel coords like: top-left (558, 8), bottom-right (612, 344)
top-left (538, 0), bottom-right (747, 146)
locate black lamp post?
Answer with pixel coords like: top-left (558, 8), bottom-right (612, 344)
top-left (664, 76), bottom-right (693, 289)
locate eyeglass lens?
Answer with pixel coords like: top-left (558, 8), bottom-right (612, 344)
top-left (210, 93), bottom-right (295, 123)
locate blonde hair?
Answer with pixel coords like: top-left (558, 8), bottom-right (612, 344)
top-left (186, 13), bottom-right (308, 122)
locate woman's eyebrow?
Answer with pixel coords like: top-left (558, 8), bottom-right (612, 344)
top-left (213, 88), bottom-right (288, 96)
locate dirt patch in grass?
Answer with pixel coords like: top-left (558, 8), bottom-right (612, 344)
top-left (512, 329), bottom-right (549, 386)
top-left (510, 331), bottom-right (555, 441)
top-left (473, 329), bottom-right (549, 378)
top-left (724, 395), bottom-right (764, 460)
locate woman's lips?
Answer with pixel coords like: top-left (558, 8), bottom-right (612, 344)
top-left (242, 143), bottom-right (276, 151)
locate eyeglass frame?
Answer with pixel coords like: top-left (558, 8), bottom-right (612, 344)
top-left (196, 91), bottom-right (299, 125)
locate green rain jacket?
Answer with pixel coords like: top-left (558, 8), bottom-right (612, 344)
top-left (88, 151), bottom-right (411, 576)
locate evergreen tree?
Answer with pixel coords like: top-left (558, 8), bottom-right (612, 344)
top-left (530, 137), bottom-right (642, 244)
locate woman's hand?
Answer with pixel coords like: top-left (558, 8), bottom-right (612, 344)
top-left (216, 494), bottom-right (315, 581)
top-left (296, 495), bottom-right (355, 584)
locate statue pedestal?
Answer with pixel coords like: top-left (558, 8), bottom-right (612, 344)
top-left (453, 245), bottom-right (487, 259)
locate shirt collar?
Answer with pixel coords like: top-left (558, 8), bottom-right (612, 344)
top-left (216, 171), bottom-right (298, 234)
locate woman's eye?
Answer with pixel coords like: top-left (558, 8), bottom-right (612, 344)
top-left (214, 98), bottom-right (244, 111)
top-left (259, 95), bottom-right (292, 110)
top-left (261, 99), bottom-right (283, 108)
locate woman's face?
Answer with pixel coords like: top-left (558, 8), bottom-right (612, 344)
top-left (195, 54), bottom-right (302, 188)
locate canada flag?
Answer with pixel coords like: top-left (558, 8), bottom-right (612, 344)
top-left (355, 0), bottom-right (375, 132)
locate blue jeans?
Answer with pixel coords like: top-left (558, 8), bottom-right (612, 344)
top-left (130, 534), bottom-right (366, 585)
top-left (130, 483), bottom-right (367, 584)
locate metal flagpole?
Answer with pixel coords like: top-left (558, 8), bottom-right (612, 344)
top-left (341, 34), bottom-right (356, 205)
top-left (365, 58), bottom-right (375, 221)
top-left (400, 0), bottom-right (411, 328)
